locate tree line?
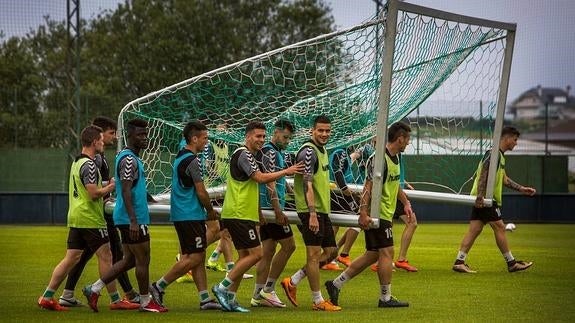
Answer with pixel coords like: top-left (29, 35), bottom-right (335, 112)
top-left (0, 0), bottom-right (335, 148)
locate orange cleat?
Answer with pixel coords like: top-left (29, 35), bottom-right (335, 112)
top-left (110, 299), bottom-right (140, 310)
top-left (321, 262), bottom-right (343, 271)
top-left (38, 297), bottom-right (69, 311)
top-left (394, 260), bottom-right (418, 272)
top-left (280, 277), bottom-right (298, 307)
top-left (336, 255), bottom-right (351, 267)
top-left (312, 300), bottom-right (342, 311)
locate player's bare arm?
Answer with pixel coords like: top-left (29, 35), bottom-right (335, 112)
top-left (358, 179), bottom-right (372, 230)
top-left (504, 175), bottom-right (536, 196)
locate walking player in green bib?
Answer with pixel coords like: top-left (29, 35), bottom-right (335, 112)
top-left (211, 121), bottom-right (303, 313)
top-left (325, 121), bottom-right (412, 308)
top-left (452, 126), bottom-right (536, 274)
top-left (38, 125), bottom-right (116, 311)
top-left (281, 115), bottom-right (342, 312)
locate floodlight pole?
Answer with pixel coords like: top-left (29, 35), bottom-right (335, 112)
top-left (485, 27), bottom-right (516, 201)
top-left (370, 0), bottom-right (399, 220)
top-left (66, 0), bottom-right (81, 189)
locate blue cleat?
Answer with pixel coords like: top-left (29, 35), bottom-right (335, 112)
top-left (211, 285), bottom-right (231, 311)
top-left (229, 300), bottom-right (250, 313)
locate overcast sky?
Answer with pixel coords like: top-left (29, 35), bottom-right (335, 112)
top-left (1, 0), bottom-right (573, 101)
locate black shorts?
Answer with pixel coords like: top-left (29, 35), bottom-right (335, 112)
top-left (221, 219), bottom-right (260, 250)
top-left (117, 224), bottom-right (151, 244)
top-left (364, 220), bottom-right (394, 251)
top-left (296, 212), bottom-right (337, 248)
top-left (174, 220), bottom-right (207, 254)
top-left (330, 191), bottom-right (358, 213)
top-left (260, 223), bottom-right (293, 241)
top-left (67, 227), bottom-right (110, 251)
top-left (470, 202), bottom-right (502, 223)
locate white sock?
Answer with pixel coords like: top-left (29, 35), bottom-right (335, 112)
top-left (91, 279), bottom-right (106, 293)
top-left (208, 249), bottom-right (221, 263)
top-left (312, 291), bottom-right (324, 304)
top-left (61, 289), bottom-right (74, 299)
top-left (140, 294), bottom-right (151, 307)
top-left (290, 268), bottom-right (306, 286)
top-left (456, 250), bottom-right (467, 262)
top-left (380, 284), bottom-right (391, 302)
top-left (332, 272), bottom-right (350, 289)
top-left (263, 278), bottom-right (277, 292)
top-left (503, 251), bottom-right (514, 263)
top-left (253, 284), bottom-right (264, 298)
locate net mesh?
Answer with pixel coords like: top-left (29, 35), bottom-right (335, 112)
top-left (119, 7), bottom-right (510, 210)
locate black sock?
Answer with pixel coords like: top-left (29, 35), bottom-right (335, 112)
top-left (340, 253), bottom-right (349, 258)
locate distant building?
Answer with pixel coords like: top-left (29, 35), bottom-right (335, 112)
top-left (508, 85), bottom-right (575, 120)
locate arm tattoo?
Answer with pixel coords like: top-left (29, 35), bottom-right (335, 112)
top-left (505, 178), bottom-right (523, 191)
top-left (476, 158), bottom-right (490, 197)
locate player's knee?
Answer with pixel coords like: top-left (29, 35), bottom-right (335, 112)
top-left (281, 239), bottom-right (296, 255)
top-left (252, 248), bottom-right (263, 262)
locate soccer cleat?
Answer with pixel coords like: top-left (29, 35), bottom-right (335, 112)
top-left (150, 282), bottom-right (164, 306)
top-left (243, 273), bottom-right (254, 279)
top-left (38, 297), bottom-right (69, 311)
top-left (321, 262), bottom-right (343, 271)
top-left (280, 277), bottom-right (298, 307)
top-left (206, 261), bottom-right (227, 272)
top-left (508, 260), bottom-right (533, 273)
top-left (394, 260), bottom-right (418, 272)
top-left (312, 300), bottom-right (342, 311)
top-left (228, 300), bottom-right (250, 313)
top-left (140, 298), bottom-right (168, 312)
top-left (58, 296), bottom-right (83, 307)
top-left (82, 285), bottom-right (100, 312)
top-left (200, 299), bottom-right (222, 310)
top-left (123, 293), bottom-right (140, 304)
top-left (378, 296), bottom-right (409, 308)
top-left (259, 290), bottom-right (287, 308)
top-left (250, 297), bottom-right (260, 307)
top-left (175, 272), bottom-right (194, 283)
top-left (211, 285), bottom-right (231, 311)
top-left (324, 280), bottom-right (340, 306)
top-left (109, 299), bottom-right (140, 310)
top-left (452, 263), bottom-right (477, 273)
top-left (336, 255), bottom-right (351, 267)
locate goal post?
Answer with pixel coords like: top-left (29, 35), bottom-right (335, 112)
top-left (111, 0), bottom-right (517, 224)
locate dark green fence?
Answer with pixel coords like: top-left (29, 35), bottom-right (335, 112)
top-left (0, 148), bottom-right (569, 193)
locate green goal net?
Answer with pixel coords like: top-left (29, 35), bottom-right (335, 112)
top-left (117, 1), bottom-right (515, 212)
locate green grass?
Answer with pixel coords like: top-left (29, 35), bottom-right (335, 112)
top-left (2, 223), bottom-right (574, 322)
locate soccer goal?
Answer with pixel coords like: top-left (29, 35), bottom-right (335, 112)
top-left (111, 0), bottom-right (516, 224)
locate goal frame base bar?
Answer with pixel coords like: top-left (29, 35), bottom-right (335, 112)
top-left (104, 201), bottom-right (380, 229)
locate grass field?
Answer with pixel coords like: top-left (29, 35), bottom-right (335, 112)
top-left (2, 223), bottom-right (574, 322)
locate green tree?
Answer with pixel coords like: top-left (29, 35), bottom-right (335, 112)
top-left (0, 0), bottom-right (336, 147)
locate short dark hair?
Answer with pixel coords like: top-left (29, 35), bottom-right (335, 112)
top-left (92, 116), bottom-right (117, 131)
top-left (126, 118), bottom-right (148, 136)
top-left (501, 126), bottom-right (520, 138)
top-left (313, 115), bottom-right (331, 128)
top-left (388, 121), bottom-right (411, 142)
top-left (245, 121), bottom-right (266, 135)
top-left (183, 120), bottom-right (208, 144)
top-left (81, 125), bottom-right (102, 147)
top-left (275, 119), bottom-right (294, 133)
